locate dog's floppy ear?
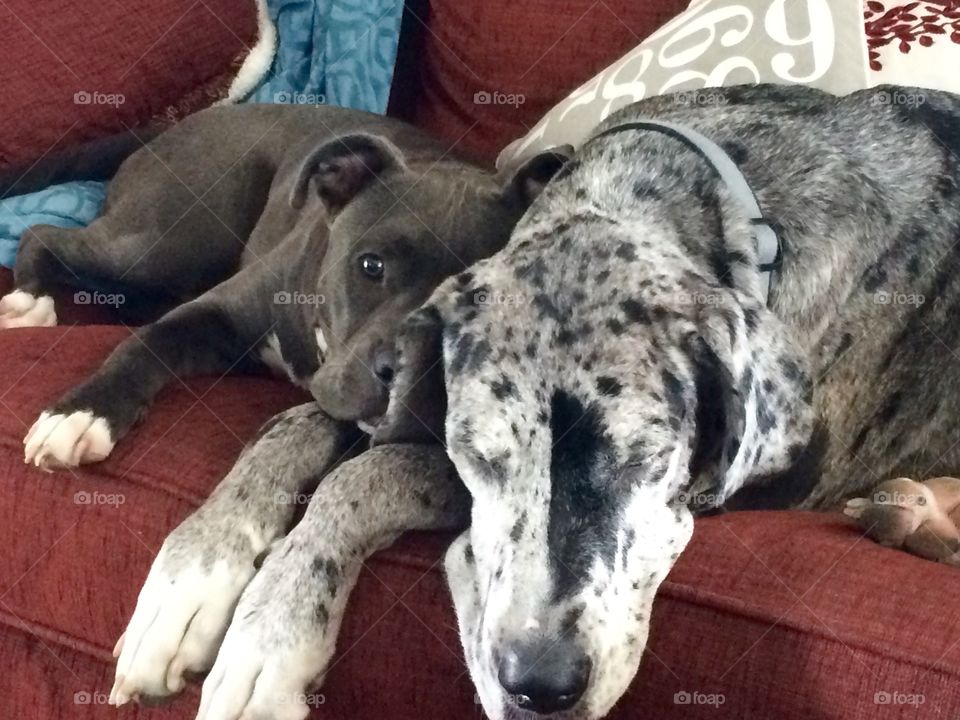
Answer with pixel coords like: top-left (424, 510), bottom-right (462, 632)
top-left (685, 298), bottom-right (815, 511)
top-left (500, 145), bottom-right (573, 207)
top-left (371, 301), bottom-right (449, 446)
top-left (289, 133), bottom-right (406, 213)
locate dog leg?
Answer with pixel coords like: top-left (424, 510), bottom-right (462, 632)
top-left (196, 443), bottom-right (468, 720)
top-left (21, 248), bottom-right (291, 470)
top-left (110, 403), bottom-right (360, 705)
top-left (22, 298), bottom-right (245, 468)
top-left (0, 224), bottom-right (80, 328)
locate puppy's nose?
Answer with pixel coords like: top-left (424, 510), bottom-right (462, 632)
top-left (498, 637), bottom-right (591, 714)
top-left (372, 347), bottom-right (396, 385)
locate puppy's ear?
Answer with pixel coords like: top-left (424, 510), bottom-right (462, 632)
top-left (685, 298), bottom-right (815, 510)
top-left (289, 133), bottom-right (406, 213)
top-left (371, 302), bottom-right (448, 446)
top-left (500, 146), bottom-right (573, 208)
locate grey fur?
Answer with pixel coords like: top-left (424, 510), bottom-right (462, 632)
top-left (375, 84), bottom-right (960, 719)
top-left (9, 103), bottom-right (557, 462)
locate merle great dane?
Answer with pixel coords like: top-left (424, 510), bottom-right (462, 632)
top-left (12, 84), bottom-right (960, 719)
top-left (372, 83), bottom-right (960, 718)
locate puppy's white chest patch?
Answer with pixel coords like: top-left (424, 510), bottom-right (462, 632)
top-left (315, 326), bottom-right (328, 362)
top-left (259, 333), bottom-right (301, 385)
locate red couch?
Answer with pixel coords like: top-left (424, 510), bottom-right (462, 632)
top-left (3, 2), bottom-right (960, 719)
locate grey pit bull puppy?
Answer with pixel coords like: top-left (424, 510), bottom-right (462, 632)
top-left (0, 103), bottom-right (563, 467)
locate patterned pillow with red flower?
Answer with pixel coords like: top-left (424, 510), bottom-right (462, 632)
top-left (866, 1), bottom-right (960, 90)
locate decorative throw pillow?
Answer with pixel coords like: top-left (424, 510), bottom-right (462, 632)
top-left (498, 0), bottom-right (956, 169)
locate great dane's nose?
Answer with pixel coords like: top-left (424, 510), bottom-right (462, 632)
top-left (372, 347), bottom-right (396, 385)
top-left (498, 637), bottom-right (591, 714)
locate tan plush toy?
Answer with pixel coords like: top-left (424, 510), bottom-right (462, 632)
top-left (844, 477), bottom-right (960, 564)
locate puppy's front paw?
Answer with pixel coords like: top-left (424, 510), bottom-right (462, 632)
top-left (23, 410), bottom-right (115, 470)
top-left (110, 535), bottom-right (261, 705)
top-left (197, 554), bottom-right (339, 720)
top-left (0, 290), bottom-right (56, 328)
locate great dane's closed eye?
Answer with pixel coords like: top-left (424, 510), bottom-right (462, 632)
top-left (375, 83), bottom-right (960, 718)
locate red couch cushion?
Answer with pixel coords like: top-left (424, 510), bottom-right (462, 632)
top-left (390, 0), bottom-right (689, 163)
top-left (0, 0), bottom-right (257, 171)
top-left (2, 324), bottom-right (960, 719)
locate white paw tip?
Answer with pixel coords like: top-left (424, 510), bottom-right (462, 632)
top-left (0, 290), bottom-right (57, 328)
top-left (23, 410), bottom-right (114, 469)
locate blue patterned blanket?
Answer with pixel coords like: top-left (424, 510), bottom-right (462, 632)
top-left (0, 0), bottom-right (404, 268)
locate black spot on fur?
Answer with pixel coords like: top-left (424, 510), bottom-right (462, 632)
top-left (547, 390), bottom-right (619, 599)
top-left (755, 396), bottom-right (777, 433)
top-left (633, 182), bottom-right (662, 200)
top-left (661, 370), bottom-right (686, 422)
top-left (533, 293), bottom-right (564, 322)
top-left (510, 511), bottom-right (528, 543)
top-left (907, 254), bottom-right (922, 279)
top-left (596, 376), bottom-right (622, 397)
top-left (879, 391), bottom-right (902, 424)
top-left (449, 333), bottom-right (491, 374)
top-left (515, 257), bottom-right (549, 287)
top-left (315, 602), bottom-right (329, 625)
top-left (862, 262), bottom-right (887, 292)
top-left (906, 98), bottom-right (960, 161)
top-left (616, 243), bottom-right (637, 261)
top-left (415, 489), bottom-right (433, 508)
top-left (606, 318), bottom-right (625, 335)
top-left (490, 375), bottom-right (518, 400)
top-left (621, 298), bottom-right (651, 324)
top-left (831, 332), bottom-right (853, 366)
top-left (721, 141), bottom-right (749, 165)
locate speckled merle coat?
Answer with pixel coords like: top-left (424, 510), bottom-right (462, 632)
top-left (375, 84), bottom-right (960, 719)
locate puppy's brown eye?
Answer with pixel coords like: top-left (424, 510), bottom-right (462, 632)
top-left (917, 496), bottom-right (926, 505)
top-left (359, 253), bottom-right (385, 280)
